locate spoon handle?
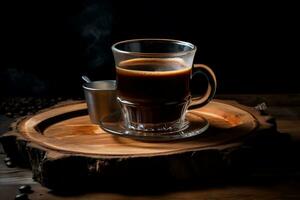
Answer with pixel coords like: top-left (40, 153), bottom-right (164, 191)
top-left (82, 75), bottom-right (92, 83)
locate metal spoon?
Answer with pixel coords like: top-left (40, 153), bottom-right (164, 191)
top-left (82, 75), bottom-right (92, 83)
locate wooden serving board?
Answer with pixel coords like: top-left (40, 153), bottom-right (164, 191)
top-left (0, 100), bottom-right (274, 190)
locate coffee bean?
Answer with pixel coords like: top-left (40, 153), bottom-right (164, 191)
top-left (6, 112), bottom-right (13, 117)
top-left (4, 106), bottom-right (9, 112)
top-left (4, 157), bottom-right (11, 162)
top-left (19, 185), bottom-right (32, 193)
top-left (15, 193), bottom-right (28, 200)
top-left (5, 161), bottom-right (15, 168)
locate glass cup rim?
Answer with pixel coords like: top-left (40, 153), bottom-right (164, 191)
top-left (111, 38), bottom-right (197, 57)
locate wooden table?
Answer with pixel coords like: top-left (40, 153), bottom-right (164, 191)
top-left (1, 94), bottom-right (300, 200)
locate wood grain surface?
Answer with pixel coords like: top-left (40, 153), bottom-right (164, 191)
top-left (0, 99), bottom-right (276, 191)
top-left (0, 94), bottom-right (299, 200)
top-left (15, 100), bottom-right (261, 156)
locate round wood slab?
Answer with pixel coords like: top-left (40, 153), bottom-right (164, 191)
top-left (19, 101), bottom-right (257, 156)
top-left (1, 100), bottom-right (274, 190)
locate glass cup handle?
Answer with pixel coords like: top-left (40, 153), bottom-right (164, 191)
top-left (189, 64), bottom-right (217, 108)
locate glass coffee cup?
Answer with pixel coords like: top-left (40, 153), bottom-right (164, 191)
top-left (112, 39), bottom-right (217, 133)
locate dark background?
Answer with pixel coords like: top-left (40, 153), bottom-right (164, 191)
top-left (1, 1), bottom-right (299, 97)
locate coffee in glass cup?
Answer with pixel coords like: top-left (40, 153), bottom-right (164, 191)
top-left (112, 39), bottom-right (216, 133)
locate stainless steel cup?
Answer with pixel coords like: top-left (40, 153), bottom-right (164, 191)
top-left (83, 80), bottom-right (119, 124)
